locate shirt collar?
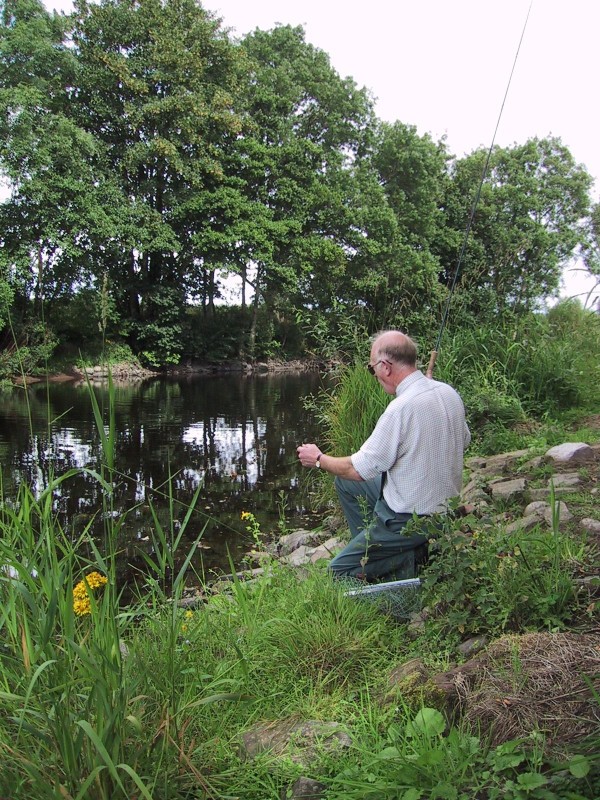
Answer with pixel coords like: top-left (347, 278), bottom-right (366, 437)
top-left (395, 369), bottom-right (424, 397)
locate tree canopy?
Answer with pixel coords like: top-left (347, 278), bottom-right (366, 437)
top-left (0, 0), bottom-right (596, 368)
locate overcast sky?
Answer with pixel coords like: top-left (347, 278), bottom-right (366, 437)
top-left (40, 0), bottom-right (600, 302)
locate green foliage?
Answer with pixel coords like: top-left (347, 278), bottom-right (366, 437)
top-left (131, 287), bottom-right (185, 368)
top-left (419, 514), bottom-right (580, 637)
top-left (430, 302), bottom-right (600, 446)
top-left (312, 360), bottom-right (389, 457)
top-left (329, 718), bottom-right (595, 800)
top-left (182, 303), bottom-right (308, 362)
top-left (0, 320), bottom-right (57, 378)
top-left (439, 138), bottom-right (592, 315)
top-left (1, 0), bottom-right (597, 367)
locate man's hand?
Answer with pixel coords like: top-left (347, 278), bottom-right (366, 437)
top-left (297, 443), bottom-right (322, 469)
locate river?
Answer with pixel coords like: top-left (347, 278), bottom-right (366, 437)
top-left (0, 370), bottom-right (330, 587)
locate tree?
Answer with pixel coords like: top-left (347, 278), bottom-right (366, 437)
top-left (438, 137), bottom-right (593, 316)
top-left (233, 25), bottom-right (381, 353)
top-left (578, 202), bottom-right (600, 310)
top-left (0, 0), bottom-right (120, 328)
top-left (62, 0), bottom-right (247, 363)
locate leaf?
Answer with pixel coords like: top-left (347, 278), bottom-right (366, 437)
top-left (401, 790), bottom-right (423, 800)
top-left (430, 784), bottom-right (457, 800)
top-left (376, 746), bottom-right (401, 760)
top-left (568, 754), bottom-right (590, 778)
top-left (516, 772), bottom-right (548, 790)
top-left (405, 707), bottom-right (446, 739)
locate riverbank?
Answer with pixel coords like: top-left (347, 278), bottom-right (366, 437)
top-left (11, 357), bottom-right (326, 385)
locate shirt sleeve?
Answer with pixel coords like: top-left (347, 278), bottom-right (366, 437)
top-left (350, 402), bottom-right (403, 480)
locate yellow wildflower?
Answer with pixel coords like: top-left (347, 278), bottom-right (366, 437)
top-left (73, 571), bottom-right (108, 617)
top-left (241, 511), bottom-right (252, 520)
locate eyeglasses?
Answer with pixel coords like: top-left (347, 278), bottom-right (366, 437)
top-left (367, 359), bottom-right (389, 375)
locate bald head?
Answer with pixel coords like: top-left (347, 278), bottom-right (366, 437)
top-left (372, 330), bottom-right (418, 368)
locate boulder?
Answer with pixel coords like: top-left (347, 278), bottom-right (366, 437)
top-left (240, 719), bottom-right (352, 767)
top-left (545, 442), bottom-right (595, 464)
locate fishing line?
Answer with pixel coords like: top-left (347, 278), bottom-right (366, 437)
top-left (426, 0), bottom-right (533, 378)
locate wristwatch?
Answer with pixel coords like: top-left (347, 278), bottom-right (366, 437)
top-left (315, 453), bottom-right (322, 469)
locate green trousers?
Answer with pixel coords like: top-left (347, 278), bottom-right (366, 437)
top-left (329, 476), bottom-right (429, 581)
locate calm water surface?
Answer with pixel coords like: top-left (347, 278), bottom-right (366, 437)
top-left (0, 371), bottom-right (329, 585)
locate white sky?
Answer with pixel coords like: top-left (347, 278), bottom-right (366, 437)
top-left (38, 0), bottom-right (600, 303)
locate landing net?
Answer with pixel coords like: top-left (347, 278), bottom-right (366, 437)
top-left (343, 577), bottom-right (422, 620)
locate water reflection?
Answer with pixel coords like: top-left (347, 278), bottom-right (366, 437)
top-left (0, 371), bottom-right (328, 583)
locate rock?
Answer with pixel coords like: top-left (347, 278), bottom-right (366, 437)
top-left (465, 456), bottom-right (487, 470)
top-left (490, 478), bottom-right (528, 502)
top-left (278, 530), bottom-right (321, 556)
top-left (457, 636), bottom-right (489, 658)
top-left (462, 488), bottom-right (491, 506)
top-left (521, 455), bottom-right (545, 470)
top-left (310, 537), bottom-right (343, 563)
top-left (580, 518), bottom-right (600, 534)
top-left (280, 545), bottom-right (316, 567)
top-left (545, 442), bottom-right (595, 464)
top-left (281, 777), bottom-right (327, 800)
top-left (387, 658), bottom-right (429, 688)
top-left (523, 501), bottom-right (550, 517)
top-left (407, 610), bottom-right (428, 638)
top-left (505, 514), bottom-right (543, 534)
top-left (527, 486), bottom-right (575, 501)
top-left (552, 472), bottom-right (582, 488)
top-left (542, 501), bottom-right (573, 526)
top-left (240, 719), bottom-right (352, 767)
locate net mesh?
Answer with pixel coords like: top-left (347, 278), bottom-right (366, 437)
top-left (342, 577), bottom-right (422, 620)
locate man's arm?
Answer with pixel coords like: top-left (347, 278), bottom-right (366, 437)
top-left (297, 443), bottom-right (363, 481)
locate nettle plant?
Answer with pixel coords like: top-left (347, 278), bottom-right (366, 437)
top-left (419, 514), bottom-right (579, 636)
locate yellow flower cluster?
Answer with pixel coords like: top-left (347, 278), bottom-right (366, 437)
top-left (240, 511), bottom-right (252, 520)
top-left (181, 610), bottom-right (194, 633)
top-left (73, 571), bottom-right (108, 617)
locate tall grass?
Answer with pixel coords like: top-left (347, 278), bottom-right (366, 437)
top-left (0, 376), bottom-right (214, 799)
top-left (435, 301), bottom-right (600, 420)
top-left (1, 478), bottom-right (596, 798)
top-left (310, 359), bottom-right (389, 459)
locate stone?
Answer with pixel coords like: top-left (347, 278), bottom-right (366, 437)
top-left (462, 477), bottom-right (486, 496)
top-left (470, 450), bottom-right (530, 477)
top-left (580, 518), bottom-right (600, 534)
top-left (462, 488), bottom-right (490, 505)
top-left (280, 545), bottom-right (315, 567)
top-left (457, 636), bottom-right (489, 658)
top-left (552, 472), bottom-right (582, 488)
top-left (521, 455), bottom-right (546, 470)
top-left (542, 501), bottom-right (573, 526)
top-left (524, 501), bottom-right (550, 517)
top-left (407, 610), bottom-right (428, 638)
top-left (490, 478), bottom-right (528, 502)
top-left (505, 515), bottom-right (543, 534)
top-left (387, 658), bottom-right (429, 688)
top-left (282, 777), bottom-right (327, 800)
top-left (310, 537), bottom-right (343, 563)
top-left (545, 442), bottom-right (595, 464)
top-left (240, 719), bottom-right (352, 766)
top-left (278, 530), bottom-right (321, 556)
top-left (527, 486), bottom-right (573, 501)
top-left (465, 456), bottom-right (487, 470)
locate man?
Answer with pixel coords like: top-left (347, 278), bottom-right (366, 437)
top-left (297, 330), bottom-right (470, 581)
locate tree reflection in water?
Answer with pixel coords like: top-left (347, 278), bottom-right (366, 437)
top-left (0, 371), bottom-right (327, 586)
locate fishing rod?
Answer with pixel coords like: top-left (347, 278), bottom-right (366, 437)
top-left (426, 1), bottom-right (533, 379)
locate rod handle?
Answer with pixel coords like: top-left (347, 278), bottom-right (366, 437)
top-left (426, 350), bottom-right (438, 379)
